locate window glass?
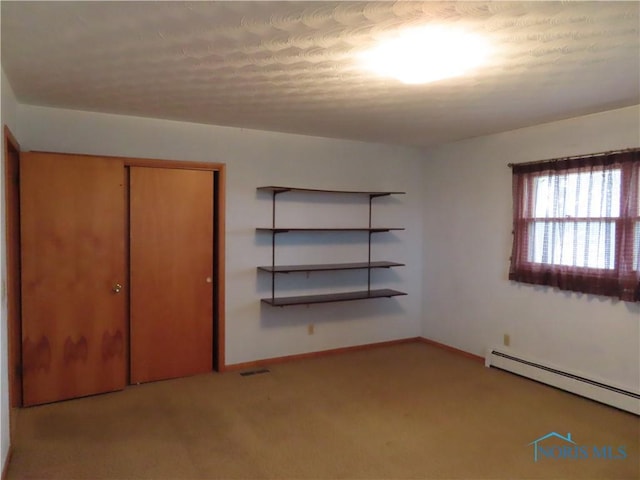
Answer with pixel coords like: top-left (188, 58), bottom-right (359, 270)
top-left (529, 221), bottom-right (616, 269)
top-left (532, 169), bottom-right (621, 218)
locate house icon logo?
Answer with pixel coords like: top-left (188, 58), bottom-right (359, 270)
top-left (528, 432), bottom-right (575, 462)
top-left (527, 432), bottom-right (627, 462)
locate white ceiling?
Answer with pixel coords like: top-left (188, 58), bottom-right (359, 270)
top-left (2, 1), bottom-right (639, 148)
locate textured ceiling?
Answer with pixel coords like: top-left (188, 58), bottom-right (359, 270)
top-left (1, 1), bottom-right (639, 148)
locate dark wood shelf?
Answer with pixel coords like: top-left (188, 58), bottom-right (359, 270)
top-left (257, 186), bottom-right (406, 197)
top-left (261, 288), bottom-right (407, 307)
top-left (256, 227), bottom-right (404, 233)
top-left (257, 186), bottom-right (406, 307)
top-left (257, 261), bottom-right (405, 273)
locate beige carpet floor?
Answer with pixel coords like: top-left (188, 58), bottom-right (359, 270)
top-left (6, 342), bottom-right (639, 479)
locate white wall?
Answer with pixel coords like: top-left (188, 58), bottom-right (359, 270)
top-left (422, 105), bottom-right (640, 392)
top-left (1, 68), bottom-right (19, 476)
top-left (16, 104), bottom-right (425, 366)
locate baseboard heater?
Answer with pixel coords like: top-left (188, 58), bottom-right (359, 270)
top-left (485, 347), bottom-right (640, 415)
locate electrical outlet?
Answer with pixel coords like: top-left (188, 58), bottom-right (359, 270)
top-left (503, 334), bottom-right (511, 347)
top-left (308, 324), bottom-right (315, 335)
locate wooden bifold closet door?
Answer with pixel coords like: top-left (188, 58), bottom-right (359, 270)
top-left (129, 167), bottom-right (214, 384)
top-left (20, 152), bottom-right (127, 406)
top-left (20, 155), bottom-right (216, 405)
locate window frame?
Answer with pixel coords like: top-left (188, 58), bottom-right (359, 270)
top-left (520, 168), bottom-right (622, 274)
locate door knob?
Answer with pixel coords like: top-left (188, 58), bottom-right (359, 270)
top-left (112, 283), bottom-right (123, 293)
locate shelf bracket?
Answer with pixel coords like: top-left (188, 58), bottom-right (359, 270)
top-left (270, 189), bottom-right (290, 301)
top-left (271, 190), bottom-right (279, 302)
top-left (368, 195), bottom-right (373, 294)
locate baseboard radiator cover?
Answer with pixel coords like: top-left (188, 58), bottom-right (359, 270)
top-left (485, 347), bottom-right (640, 415)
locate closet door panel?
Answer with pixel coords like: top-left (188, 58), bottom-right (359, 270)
top-left (20, 152), bottom-right (127, 406)
top-left (130, 167), bottom-right (214, 384)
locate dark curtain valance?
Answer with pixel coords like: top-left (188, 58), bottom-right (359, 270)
top-left (509, 148), bottom-right (640, 174)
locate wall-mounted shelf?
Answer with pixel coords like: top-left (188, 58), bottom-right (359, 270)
top-left (261, 289), bottom-right (407, 307)
top-left (257, 261), bottom-right (405, 274)
top-left (257, 186), bottom-right (405, 197)
top-left (256, 227), bottom-right (404, 233)
top-left (257, 186), bottom-right (406, 307)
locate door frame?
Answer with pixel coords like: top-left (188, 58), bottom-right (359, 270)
top-left (4, 126), bottom-right (22, 414)
top-left (6, 151), bottom-right (226, 406)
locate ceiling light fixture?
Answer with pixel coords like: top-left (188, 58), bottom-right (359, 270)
top-left (358, 25), bottom-right (492, 85)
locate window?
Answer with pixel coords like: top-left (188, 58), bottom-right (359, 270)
top-left (509, 150), bottom-right (640, 302)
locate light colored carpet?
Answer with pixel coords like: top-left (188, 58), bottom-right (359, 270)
top-left (7, 342), bottom-right (639, 479)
